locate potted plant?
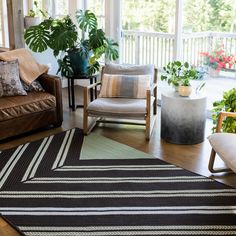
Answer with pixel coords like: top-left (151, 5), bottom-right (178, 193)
top-left (24, 1), bottom-right (47, 29)
top-left (200, 43), bottom-right (235, 77)
top-left (161, 61), bottom-right (199, 96)
top-left (24, 10), bottom-right (119, 77)
top-left (211, 88), bottom-right (236, 133)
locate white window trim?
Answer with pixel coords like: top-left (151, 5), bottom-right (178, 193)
top-left (0, 0), bottom-right (9, 48)
top-left (174, 0), bottom-right (183, 61)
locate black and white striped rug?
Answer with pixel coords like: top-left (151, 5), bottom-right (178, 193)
top-left (0, 128), bottom-right (236, 235)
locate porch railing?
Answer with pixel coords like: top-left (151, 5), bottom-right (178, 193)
top-left (121, 30), bottom-right (236, 70)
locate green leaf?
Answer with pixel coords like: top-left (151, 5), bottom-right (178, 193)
top-left (76, 9), bottom-right (97, 33)
top-left (161, 75), bottom-right (167, 81)
top-left (57, 56), bottom-right (73, 77)
top-left (49, 16), bottom-right (78, 54)
top-left (24, 16), bottom-right (77, 55)
top-left (211, 88), bottom-right (236, 133)
top-left (89, 29), bottom-right (106, 49)
top-left (24, 24), bottom-right (51, 52)
top-left (175, 61), bottom-right (182, 67)
top-left (104, 38), bottom-right (119, 61)
top-left (88, 61), bottom-right (100, 75)
top-left (184, 62), bottom-right (189, 68)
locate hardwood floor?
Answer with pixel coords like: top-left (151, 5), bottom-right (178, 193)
top-left (0, 85), bottom-right (235, 188)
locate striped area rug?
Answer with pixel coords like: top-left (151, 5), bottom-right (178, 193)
top-left (0, 128), bottom-right (236, 235)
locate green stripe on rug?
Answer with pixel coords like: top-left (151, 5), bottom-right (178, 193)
top-left (80, 133), bottom-right (153, 160)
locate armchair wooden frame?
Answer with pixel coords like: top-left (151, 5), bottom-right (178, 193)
top-left (83, 68), bottom-right (158, 140)
top-left (208, 111), bottom-right (236, 173)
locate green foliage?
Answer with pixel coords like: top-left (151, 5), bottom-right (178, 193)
top-left (212, 88), bottom-right (236, 133)
top-left (24, 20), bottom-right (51, 52)
top-left (24, 16), bottom-right (77, 55)
top-left (105, 38), bottom-right (119, 61)
top-left (76, 9), bottom-right (97, 34)
top-left (161, 61), bottom-right (198, 88)
top-left (184, 0), bottom-right (234, 32)
top-left (24, 10), bottom-right (119, 76)
top-left (123, 0), bottom-right (235, 33)
top-left (208, 0), bottom-right (234, 31)
top-left (123, 0), bottom-right (175, 32)
top-left (74, 10), bottom-right (119, 75)
top-left (57, 56), bottom-right (74, 78)
top-left (50, 17), bottom-right (78, 56)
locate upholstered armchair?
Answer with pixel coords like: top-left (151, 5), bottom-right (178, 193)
top-left (83, 63), bottom-right (158, 140)
top-left (208, 111), bottom-right (236, 173)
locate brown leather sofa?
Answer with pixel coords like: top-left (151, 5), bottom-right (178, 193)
top-left (0, 73), bottom-right (63, 140)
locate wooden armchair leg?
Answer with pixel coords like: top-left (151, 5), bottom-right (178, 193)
top-left (208, 148), bottom-right (231, 173)
top-left (83, 110), bottom-right (89, 135)
top-left (208, 149), bottom-right (217, 172)
top-left (145, 117), bottom-right (151, 140)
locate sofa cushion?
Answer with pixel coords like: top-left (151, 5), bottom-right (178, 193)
top-left (22, 80), bottom-right (45, 92)
top-left (0, 48), bottom-right (49, 85)
top-left (99, 74), bottom-right (151, 99)
top-left (208, 133), bottom-right (236, 172)
top-left (0, 60), bottom-right (27, 97)
top-left (0, 92), bottom-right (56, 122)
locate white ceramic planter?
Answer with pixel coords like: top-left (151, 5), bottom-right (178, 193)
top-left (24, 16), bottom-right (40, 29)
top-left (178, 85), bottom-right (192, 97)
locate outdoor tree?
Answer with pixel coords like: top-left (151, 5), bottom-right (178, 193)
top-left (122, 0), bottom-right (235, 33)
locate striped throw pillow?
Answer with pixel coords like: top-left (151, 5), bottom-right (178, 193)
top-left (99, 74), bottom-right (151, 99)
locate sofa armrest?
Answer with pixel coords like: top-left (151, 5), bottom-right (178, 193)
top-left (38, 73), bottom-right (63, 125)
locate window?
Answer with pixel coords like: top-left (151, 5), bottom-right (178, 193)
top-left (122, 0), bottom-right (176, 33)
top-left (86, 0), bottom-right (105, 29)
top-left (53, 0), bottom-right (68, 18)
top-left (0, 0), bottom-right (9, 48)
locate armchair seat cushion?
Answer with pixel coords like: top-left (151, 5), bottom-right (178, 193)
top-left (87, 97), bottom-right (154, 118)
top-left (208, 133), bottom-right (236, 172)
top-left (0, 91), bottom-right (56, 122)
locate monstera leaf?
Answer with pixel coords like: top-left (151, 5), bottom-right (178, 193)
top-left (24, 16), bottom-right (77, 57)
top-left (49, 17), bottom-right (78, 56)
top-left (24, 22), bottom-right (51, 52)
top-left (57, 55), bottom-right (73, 77)
top-left (104, 38), bottom-right (119, 61)
top-left (87, 60), bottom-right (100, 75)
top-left (76, 9), bottom-right (97, 33)
top-left (89, 29), bottom-right (106, 49)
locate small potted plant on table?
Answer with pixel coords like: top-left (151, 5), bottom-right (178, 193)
top-left (161, 61), bottom-right (200, 97)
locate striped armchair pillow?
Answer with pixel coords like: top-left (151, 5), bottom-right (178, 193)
top-left (99, 74), bottom-right (151, 99)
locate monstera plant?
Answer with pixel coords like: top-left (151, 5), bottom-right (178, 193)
top-left (24, 10), bottom-right (119, 76)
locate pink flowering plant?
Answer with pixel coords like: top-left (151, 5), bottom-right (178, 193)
top-left (200, 44), bottom-right (235, 71)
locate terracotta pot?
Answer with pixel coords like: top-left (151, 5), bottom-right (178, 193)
top-left (178, 86), bottom-right (192, 97)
